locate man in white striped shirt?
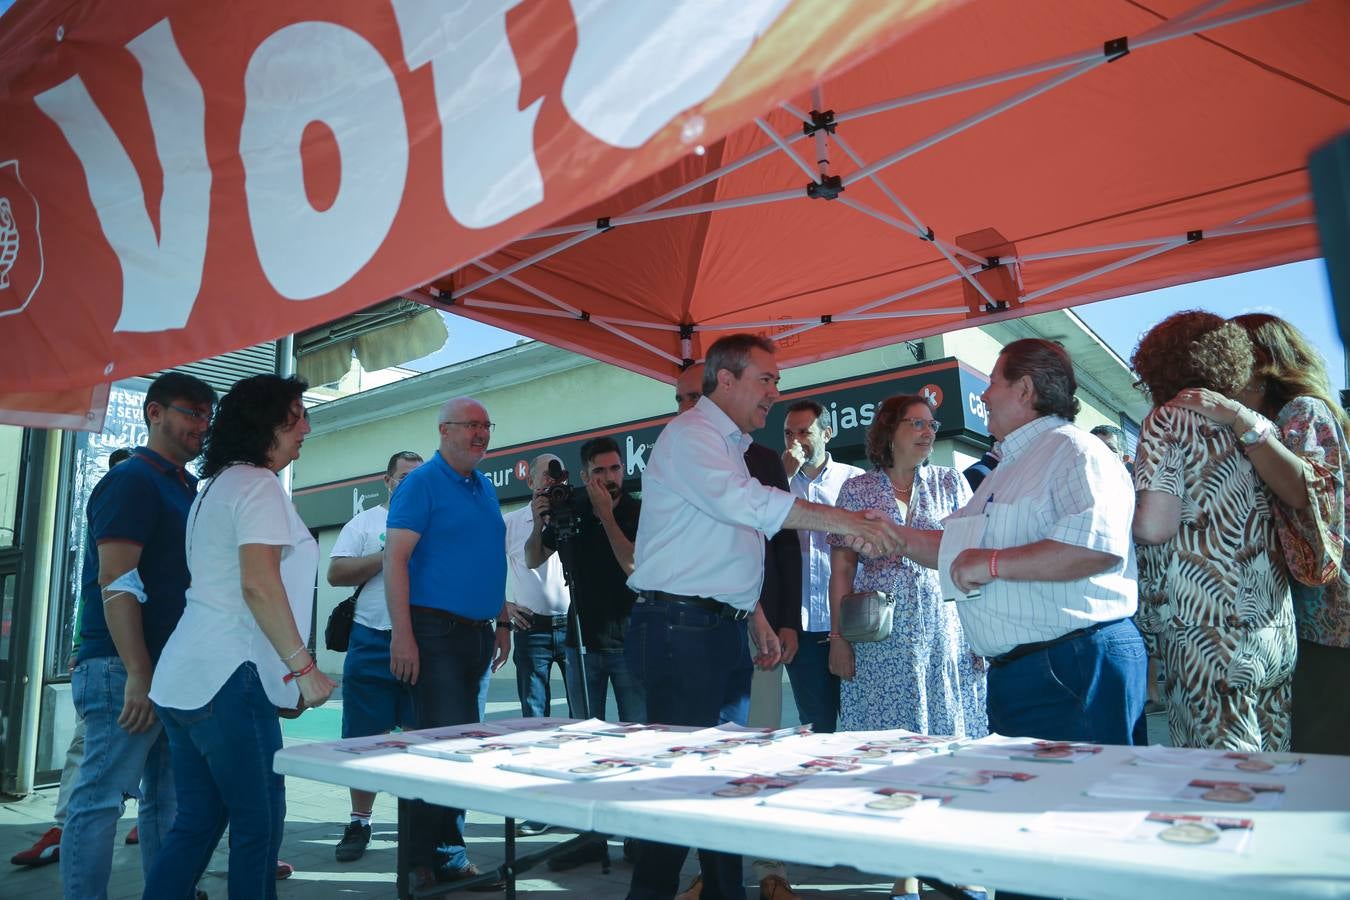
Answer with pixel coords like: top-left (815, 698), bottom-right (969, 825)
top-left (892, 338), bottom-right (1147, 745)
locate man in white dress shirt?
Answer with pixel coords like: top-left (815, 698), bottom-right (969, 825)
top-left (891, 338), bottom-right (1147, 745)
top-left (625, 333), bottom-right (901, 900)
top-left (780, 399), bottom-right (865, 736)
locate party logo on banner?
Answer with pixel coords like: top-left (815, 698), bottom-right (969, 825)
top-left (0, 160), bottom-right (44, 316)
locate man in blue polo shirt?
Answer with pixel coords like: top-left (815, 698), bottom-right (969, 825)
top-left (61, 372), bottom-right (216, 900)
top-left (386, 395), bottom-right (510, 894)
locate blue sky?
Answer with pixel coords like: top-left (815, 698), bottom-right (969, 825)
top-left (410, 260), bottom-right (1346, 393)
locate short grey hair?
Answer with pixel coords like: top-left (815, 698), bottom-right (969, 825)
top-left (702, 333), bottom-right (776, 395)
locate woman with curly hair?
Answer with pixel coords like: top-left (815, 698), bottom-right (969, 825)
top-left (144, 374), bottom-right (335, 899)
top-left (1132, 311), bottom-right (1294, 751)
top-left (1171, 313), bottom-right (1350, 753)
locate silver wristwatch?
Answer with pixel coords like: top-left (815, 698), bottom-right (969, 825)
top-left (1238, 415), bottom-right (1274, 447)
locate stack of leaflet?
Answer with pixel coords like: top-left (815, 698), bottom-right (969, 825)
top-left (809, 729), bottom-right (967, 765)
top-left (1084, 773), bottom-right (1286, 810)
top-left (1025, 808), bottom-right (1256, 854)
top-left (760, 784), bottom-right (955, 821)
top-left (1130, 747), bottom-right (1306, 775)
top-left (956, 735), bottom-right (1103, 764)
top-left (857, 763), bottom-right (1039, 794)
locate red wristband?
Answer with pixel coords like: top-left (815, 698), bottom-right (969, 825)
top-left (284, 659), bottom-right (316, 683)
top-left (989, 550), bottom-right (1000, 580)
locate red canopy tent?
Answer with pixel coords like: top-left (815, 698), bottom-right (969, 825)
top-left (0, 0), bottom-right (1346, 427)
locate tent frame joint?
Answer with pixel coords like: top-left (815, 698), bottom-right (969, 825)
top-left (806, 174), bottom-right (844, 199)
top-left (596, 217), bottom-right (614, 231)
top-left (1187, 229), bottom-right (1204, 243)
top-left (1104, 36), bottom-right (1130, 61)
top-left (919, 227), bottom-right (936, 242)
top-left (802, 108), bottom-right (837, 136)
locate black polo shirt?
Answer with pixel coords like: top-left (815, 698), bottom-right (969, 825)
top-left (542, 491), bottom-right (641, 651)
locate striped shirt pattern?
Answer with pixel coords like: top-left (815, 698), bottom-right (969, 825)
top-left (945, 416), bottom-right (1138, 657)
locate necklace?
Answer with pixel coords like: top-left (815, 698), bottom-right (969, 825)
top-left (889, 472), bottom-right (914, 497)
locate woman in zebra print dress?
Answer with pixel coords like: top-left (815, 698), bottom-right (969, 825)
top-left (1172, 313), bottom-right (1350, 754)
top-left (1131, 311), bottom-right (1296, 752)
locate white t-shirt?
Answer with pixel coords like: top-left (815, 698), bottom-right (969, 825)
top-left (503, 505), bottom-right (569, 616)
top-left (151, 464), bottom-right (317, 711)
top-left (330, 504), bottom-right (391, 631)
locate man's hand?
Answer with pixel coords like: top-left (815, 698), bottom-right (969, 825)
top-left (842, 509), bottom-right (903, 557)
top-left (118, 670), bottom-right (157, 734)
top-left (749, 607), bottom-right (781, 670)
top-left (777, 627), bottom-right (799, 666)
top-left (827, 637), bottom-right (855, 680)
top-left (530, 492), bottom-right (551, 527)
top-left (950, 547), bottom-right (995, 594)
top-left (390, 626), bottom-right (420, 685)
top-left (504, 601), bottom-right (532, 630)
top-left (781, 442), bottom-right (807, 479)
top-left (492, 627), bottom-right (511, 673)
top-left (585, 478), bottom-right (615, 522)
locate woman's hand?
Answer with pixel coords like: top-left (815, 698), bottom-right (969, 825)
top-left (298, 666), bottom-right (336, 708)
top-left (828, 636), bottom-right (856, 680)
top-left (1168, 388), bottom-right (1244, 427)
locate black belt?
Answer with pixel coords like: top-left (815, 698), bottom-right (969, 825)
top-left (525, 614), bottom-right (569, 631)
top-left (410, 606), bottom-right (494, 628)
top-left (638, 590), bottom-right (751, 621)
top-left (988, 619), bottom-right (1121, 668)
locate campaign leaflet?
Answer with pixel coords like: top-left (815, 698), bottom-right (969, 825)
top-left (631, 772), bottom-right (806, 800)
top-left (334, 737), bottom-right (423, 756)
top-left (858, 764), bottom-right (1038, 793)
top-left (1131, 746), bottom-right (1305, 776)
top-left (408, 739), bottom-right (520, 763)
top-left (956, 737), bottom-right (1104, 764)
top-left (1085, 773), bottom-right (1286, 810)
top-left (1027, 809), bottom-right (1255, 854)
top-left (761, 784), bottom-right (954, 821)
top-left (810, 731), bottom-right (965, 764)
top-left (497, 753), bottom-right (644, 781)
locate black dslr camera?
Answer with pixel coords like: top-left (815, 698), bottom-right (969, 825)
top-left (543, 459), bottom-right (583, 542)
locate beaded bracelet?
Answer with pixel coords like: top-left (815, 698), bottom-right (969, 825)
top-left (281, 644), bottom-right (307, 663)
top-left (988, 550), bottom-right (1000, 580)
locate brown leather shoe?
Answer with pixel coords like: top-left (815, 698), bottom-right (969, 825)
top-left (443, 862), bottom-right (507, 892)
top-left (760, 874), bottom-right (801, 900)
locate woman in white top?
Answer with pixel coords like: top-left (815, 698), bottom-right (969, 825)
top-left (143, 375), bottom-right (335, 900)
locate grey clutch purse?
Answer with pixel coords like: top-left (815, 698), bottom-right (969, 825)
top-left (837, 590), bottom-right (894, 643)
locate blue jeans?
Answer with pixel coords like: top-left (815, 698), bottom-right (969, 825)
top-left (582, 647), bottom-right (648, 723)
top-left (625, 600), bottom-right (749, 900)
top-left (407, 608), bottom-right (493, 870)
top-left (341, 622), bottom-right (416, 738)
top-left (143, 662), bottom-right (284, 900)
top-left (62, 655), bottom-right (175, 900)
top-left (514, 622), bottom-right (576, 718)
top-left (987, 618), bottom-right (1147, 744)
top-left (785, 631), bottom-right (840, 733)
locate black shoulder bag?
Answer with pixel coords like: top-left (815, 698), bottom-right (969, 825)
top-left (324, 581), bottom-right (367, 652)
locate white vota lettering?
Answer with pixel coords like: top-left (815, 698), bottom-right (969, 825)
top-left (392, 0), bottom-right (544, 229)
top-left (34, 20), bottom-right (210, 332)
top-left (562, 0), bottom-right (791, 149)
top-left (240, 22), bottom-right (408, 300)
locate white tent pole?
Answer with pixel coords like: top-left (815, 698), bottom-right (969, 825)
top-left (1231, 192), bottom-right (1313, 224)
top-left (841, 0), bottom-right (1301, 188)
top-left (458, 299), bottom-right (579, 317)
top-left (468, 258), bottom-right (584, 316)
top-left (755, 117), bottom-right (821, 184)
top-left (591, 318), bottom-right (683, 366)
top-left (457, 229), bottom-right (601, 296)
top-left (1019, 216), bottom-right (1313, 263)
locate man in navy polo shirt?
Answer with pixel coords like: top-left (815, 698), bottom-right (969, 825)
top-left (386, 395), bottom-right (511, 893)
top-left (61, 372), bottom-right (216, 900)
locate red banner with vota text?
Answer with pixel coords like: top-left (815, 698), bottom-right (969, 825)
top-left (0, 0), bottom-right (949, 402)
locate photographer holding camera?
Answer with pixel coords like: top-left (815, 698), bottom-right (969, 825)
top-left (524, 436), bottom-right (645, 725)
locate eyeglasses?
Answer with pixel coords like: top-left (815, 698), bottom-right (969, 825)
top-left (442, 420), bottom-right (496, 432)
top-left (899, 417), bottom-right (941, 433)
top-left (168, 404), bottom-right (212, 423)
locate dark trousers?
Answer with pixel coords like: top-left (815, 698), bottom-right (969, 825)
top-left (407, 608), bottom-right (493, 870)
top-left (785, 630), bottom-right (840, 733)
top-left (624, 600), bottom-right (751, 900)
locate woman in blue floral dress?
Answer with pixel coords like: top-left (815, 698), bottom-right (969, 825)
top-left (827, 394), bottom-right (988, 738)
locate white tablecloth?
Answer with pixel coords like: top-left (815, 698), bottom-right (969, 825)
top-left (274, 727), bottom-right (1350, 899)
